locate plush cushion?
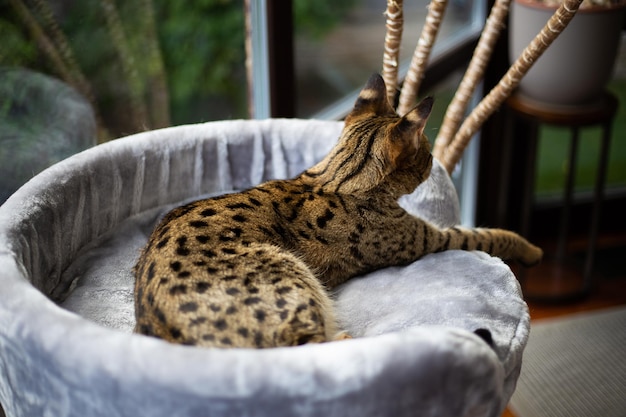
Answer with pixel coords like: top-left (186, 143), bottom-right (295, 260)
top-left (0, 119), bottom-right (529, 417)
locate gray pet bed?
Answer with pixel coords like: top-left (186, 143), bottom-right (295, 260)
top-left (0, 119), bottom-right (529, 417)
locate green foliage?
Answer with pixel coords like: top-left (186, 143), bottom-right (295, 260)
top-left (156, 0), bottom-right (245, 103)
top-left (0, 19), bottom-right (37, 66)
top-left (1, 0), bottom-right (358, 131)
top-left (293, 0), bottom-right (358, 39)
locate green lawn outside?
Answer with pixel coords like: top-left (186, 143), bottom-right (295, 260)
top-left (535, 79), bottom-right (626, 198)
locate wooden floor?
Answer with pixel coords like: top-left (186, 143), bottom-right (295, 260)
top-left (501, 232), bottom-right (626, 417)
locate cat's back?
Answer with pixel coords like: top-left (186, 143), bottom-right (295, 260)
top-left (133, 180), bottom-right (337, 348)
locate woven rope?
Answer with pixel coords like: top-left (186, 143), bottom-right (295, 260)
top-left (439, 0), bottom-right (583, 173)
top-left (382, 0), bottom-right (404, 104)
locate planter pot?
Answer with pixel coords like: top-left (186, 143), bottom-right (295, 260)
top-left (0, 120), bottom-right (528, 417)
top-left (509, 0), bottom-right (625, 107)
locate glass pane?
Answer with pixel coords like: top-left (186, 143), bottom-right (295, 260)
top-left (294, 0), bottom-right (480, 118)
top-left (0, 0), bottom-right (247, 140)
top-left (0, 0), bottom-right (247, 201)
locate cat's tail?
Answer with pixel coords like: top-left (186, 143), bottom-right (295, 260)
top-left (437, 226), bottom-right (543, 266)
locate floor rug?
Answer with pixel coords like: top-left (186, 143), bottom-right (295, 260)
top-left (509, 306), bottom-right (626, 417)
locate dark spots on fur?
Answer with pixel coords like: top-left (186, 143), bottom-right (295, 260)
top-left (249, 197), bottom-right (262, 207)
top-left (221, 337), bottom-right (233, 346)
top-left (328, 200), bottom-right (338, 209)
top-left (226, 287), bottom-right (240, 296)
top-left (226, 202), bottom-right (253, 210)
top-left (476, 242), bottom-right (483, 251)
top-left (222, 248), bottom-right (238, 255)
top-left (316, 209), bottom-right (335, 228)
top-left (232, 214), bottom-right (247, 222)
top-left (276, 286), bottom-right (292, 295)
top-left (146, 262), bottom-right (156, 282)
top-left (179, 302), bottom-right (198, 313)
top-left (226, 306), bottom-right (238, 315)
top-left (310, 312), bottom-right (319, 323)
top-left (461, 236), bottom-right (469, 251)
top-left (156, 237), bottom-right (169, 249)
top-left (296, 303), bottom-right (308, 313)
top-left (237, 327), bottom-right (249, 338)
top-left (271, 277), bottom-right (282, 284)
top-left (157, 226), bottom-right (170, 239)
top-left (189, 220), bottom-right (208, 228)
top-left (202, 249), bottom-right (217, 258)
top-left (316, 236), bottom-right (329, 245)
top-left (294, 282), bottom-right (304, 290)
top-left (155, 308), bottom-right (167, 324)
top-left (170, 261), bottom-right (182, 272)
top-left (219, 260), bottom-right (236, 269)
top-left (297, 334), bottom-right (316, 345)
top-left (350, 246), bottom-right (364, 261)
top-left (195, 235), bottom-right (210, 244)
top-left (440, 234), bottom-right (451, 252)
top-left (176, 247), bottom-right (190, 256)
top-left (206, 266), bottom-right (219, 274)
top-left (178, 271), bottom-right (191, 279)
top-left (283, 196), bottom-right (293, 204)
top-left (244, 297), bottom-right (262, 305)
top-left (309, 298), bottom-right (317, 307)
top-left (271, 224), bottom-right (288, 240)
top-left (210, 304), bottom-right (221, 312)
top-left (139, 324), bottom-right (153, 335)
top-left (169, 327), bottom-right (182, 339)
top-left (247, 286), bottom-right (260, 294)
top-left (214, 319), bottom-right (228, 331)
top-left (254, 331), bottom-right (263, 347)
top-left (190, 317), bottom-right (207, 326)
top-left (195, 282), bottom-right (211, 293)
top-left (222, 275), bottom-right (238, 282)
top-left (298, 230), bottom-right (311, 239)
top-left (202, 334), bottom-right (215, 342)
top-left (176, 236), bottom-right (190, 256)
top-left (193, 260), bottom-right (207, 267)
top-left (146, 292), bottom-right (154, 306)
top-left (279, 310), bottom-right (289, 320)
top-left (159, 277), bottom-right (169, 286)
top-left (200, 208), bottom-right (217, 217)
top-left (254, 309), bottom-right (266, 322)
top-left (169, 284), bottom-right (187, 296)
top-left (276, 298), bottom-right (287, 308)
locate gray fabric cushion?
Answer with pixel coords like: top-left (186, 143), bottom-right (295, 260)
top-left (0, 119), bottom-right (529, 417)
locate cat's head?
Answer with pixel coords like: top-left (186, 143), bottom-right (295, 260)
top-left (308, 74), bottom-right (434, 197)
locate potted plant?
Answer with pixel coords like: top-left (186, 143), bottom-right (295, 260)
top-left (509, 0), bottom-right (626, 107)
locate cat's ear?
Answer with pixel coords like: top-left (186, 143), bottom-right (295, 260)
top-left (387, 96), bottom-right (434, 166)
top-left (347, 73), bottom-right (395, 118)
top-left (399, 96), bottom-right (434, 138)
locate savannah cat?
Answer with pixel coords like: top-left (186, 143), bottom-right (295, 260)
top-left (133, 73), bottom-right (542, 349)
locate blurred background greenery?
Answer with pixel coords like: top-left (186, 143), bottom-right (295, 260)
top-left (0, 0), bottom-right (356, 141)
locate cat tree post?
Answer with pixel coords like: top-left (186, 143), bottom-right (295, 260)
top-left (396, 0), bottom-right (448, 115)
top-left (438, 0), bottom-right (585, 173)
top-left (382, 0), bottom-right (404, 104)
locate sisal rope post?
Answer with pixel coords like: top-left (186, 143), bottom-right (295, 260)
top-left (397, 0), bottom-right (448, 115)
top-left (382, 0), bottom-right (404, 105)
top-left (433, 0), bottom-right (511, 160)
top-left (439, 0), bottom-right (584, 173)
